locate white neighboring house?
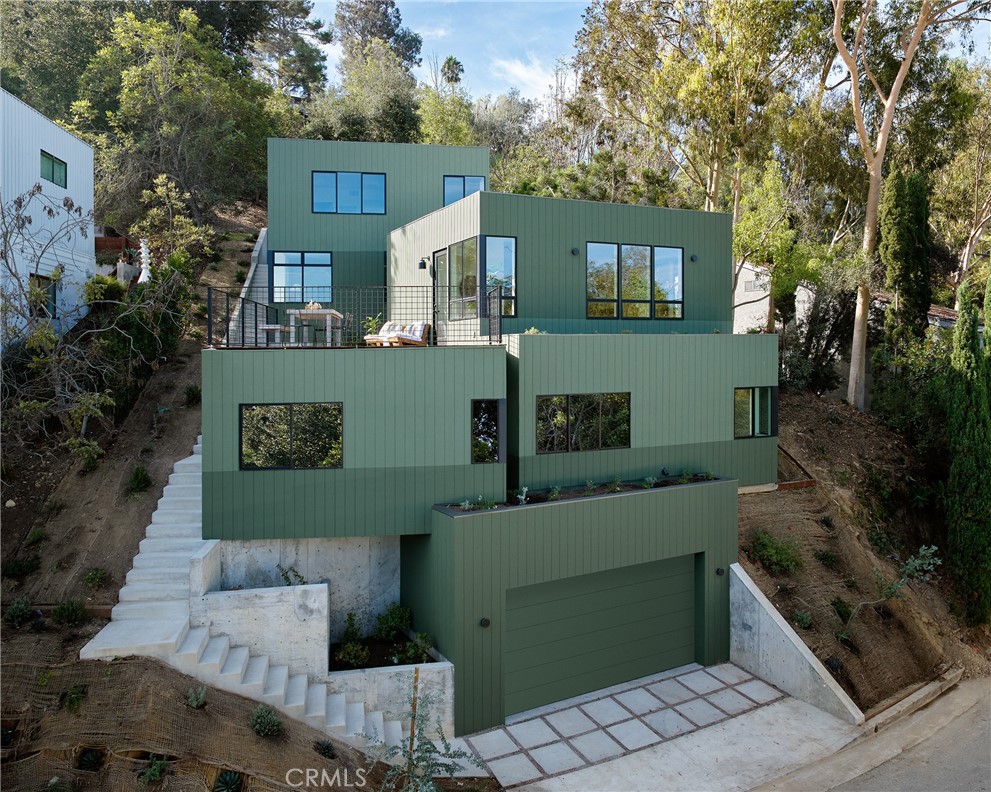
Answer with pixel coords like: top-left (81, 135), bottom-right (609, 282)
top-left (733, 262), bottom-right (814, 334)
top-left (1, 88), bottom-right (95, 340)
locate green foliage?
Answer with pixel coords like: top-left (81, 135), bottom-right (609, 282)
top-left (84, 274), bottom-right (127, 307)
top-left (184, 384), bottom-right (202, 407)
top-left (187, 686), bottom-right (207, 709)
top-left (313, 739), bottom-right (336, 760)
top-left (793, 610), bottom-right (813, 629)
top-left (814, 550), bottom-right (839, 570)
top-left (830, 596), bottom-right (853, 624)
top-left (51, 598), bottom-right (89, 627)
top-left (64, 437), bottom-right (106, 472)
top-left (2, 555), bottom-right (40, 580)
top-left (43, 497), bottom-right (64, 516)
top-left (213, 770), bottom-right (243, 792)
top-left (419, 85), bottom-right (476, 146)
top-left (750, 530), bottom-right (803, 575)
top-left (395, 632), bottom-right (433, 665)
top-left (374, 602), bottom-right (412, 641)
top-left (77, 747), bottom-right (105, 772)
top-left (62, 684), bottom-right (88, 715)
top-left (335, 0), bottom-right (422, 72)
top-left (235, 270), bottom-right (247, 283)
top-left (276, 564), bottom-right (307, 586)
top-left (3, 598), bottom-right (34, 628)
top-left (250, 705), bottom-right (283, 737)
top-left (341, 612), bottom-right (362, 644)
top-left (335, 641), bottom-right (371, 669)
top-left (84, 568), bottom-right (108, 589)
top-left (126, 465), bottom-right (152, 494)
top-left (548, 486), bottom-right (561, 500)
top-left (138, 754), bottom-right (169, 783)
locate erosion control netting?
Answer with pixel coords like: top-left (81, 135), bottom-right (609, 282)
top-left (0, 656), bottom-right (378, 791)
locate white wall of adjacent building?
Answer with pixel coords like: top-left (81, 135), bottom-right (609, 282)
top-left (1, 88), bottom-right (96, 337)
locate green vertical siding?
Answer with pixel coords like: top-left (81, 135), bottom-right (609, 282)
top-left (202, 346), bottom-right (506, 539)
top-left (416, 478), bottom-right (738, 735)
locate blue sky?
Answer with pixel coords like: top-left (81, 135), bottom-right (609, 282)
top-left (311, 1), bottom-right (587, 100)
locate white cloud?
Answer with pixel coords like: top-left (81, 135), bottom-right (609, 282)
top-left (419, 25), bottom-right (452, 40)
top-left (489, 52), bottom-right (554, 100)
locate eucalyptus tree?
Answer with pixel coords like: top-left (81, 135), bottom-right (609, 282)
top-left (334, 0), bottom-right (422, 72)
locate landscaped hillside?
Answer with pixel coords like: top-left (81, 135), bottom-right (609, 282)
top-left (739, 391), bottom-right (991, 713)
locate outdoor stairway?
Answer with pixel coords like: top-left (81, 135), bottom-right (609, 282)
top-left (81, 436), bottom-right (408, 755)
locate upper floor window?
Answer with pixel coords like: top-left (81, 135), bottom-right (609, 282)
top-left (312, 171), bottom-right (385, 214)
top-left (272, 251), bottom-right (332, 303)
top-left (734, 387), bottom-right (773, 438)
top-left (444, 175), bottom-right (485, 206)
top-left (448, 237), bottom-right (478, 320)
top-left (40, 150), bottom-right (67, 188)
top-left (587, 243), bottom-right (683, 319)
top-left (240, 403), bottom-right (343, 470)
top-left (485, 236), bottom-right (516, 317)
top-left (536, 392), bottom-right (631, 454)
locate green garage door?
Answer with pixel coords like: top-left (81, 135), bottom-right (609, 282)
top-left (504, 556), bottom-right (695, 715)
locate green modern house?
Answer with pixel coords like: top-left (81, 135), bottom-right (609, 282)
top-left (201, 139), bottom-right (778, 735)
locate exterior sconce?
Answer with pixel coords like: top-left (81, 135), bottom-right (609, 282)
top-left (571, 247), bottom-right (580, 256)
top-left (716, 567), bottom-right (725, 576)
top-left (418, 258), bottom-right (428, 269)
top-left (479, 618), bottom-right (491, 628)
top-left (690, 254), bottom-right (698, 262)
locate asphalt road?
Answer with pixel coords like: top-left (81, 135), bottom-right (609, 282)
top-left (831, 684), bottom-right (991, 792)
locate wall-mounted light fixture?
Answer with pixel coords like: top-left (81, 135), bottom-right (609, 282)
top-left (479, 618), bottom-right (491, 628)
top-left (418, 257), bottom-right (428, 269)
top-left (690, 254), bottom-right (698, 262)
top-left (571, 247), bottom-right (580, 256)
top-left (716, 567), bottom-right (725, 576)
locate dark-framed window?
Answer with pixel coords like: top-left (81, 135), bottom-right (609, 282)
top-left (484, 235), bottom-right (516, 317)
top-left (271, 251), bottom-right (332, 303)
top-left (40, 150), bottom-right (67, 188)
top-left (443, 175), bottom-right (485, 206)
top-left (536, 393), bottom-right (630, 454)
top-left (587, 243), bottom-right (684, 319)
top-left (448, 237), bottom-right (478, 320)
top-left (734, 387), bottom-right (774, 438)
top-left (312, 171), bottom-right (386, 214)
top-left (240, 403), bottom-right (343, 470)
top-left (471, 399), bottom-right (505, 464)
top-left (29, 273), bottom-right (57, 318)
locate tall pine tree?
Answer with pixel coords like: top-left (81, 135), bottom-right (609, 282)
top-left (946, 280), bottom-right (991, 624)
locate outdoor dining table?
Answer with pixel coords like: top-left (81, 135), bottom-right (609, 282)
top-left (287, 307), bottom-right (344, 346)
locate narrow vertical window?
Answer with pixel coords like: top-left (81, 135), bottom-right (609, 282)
top-left (587, 243), bottom-right (618, 317)
top-left (484, 236), bottom-right (516, 316)
top-left (653, 247), bottom-right (683, 318)
top-left (621, 244), bottom-right (651, 318)
top-left (734, 387), bottom-right (774, 438)
top-left (471, 400), bottom-right (501, 464)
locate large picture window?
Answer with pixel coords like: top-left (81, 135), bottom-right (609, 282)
top-left (40, 150), bottom-right (67, 188)
top-left (484, 236), bottom-right (516, 316)
top-left (312, 171), bottom-right (386, 214)
top-left (448, 237), bottom-right (478, 320)
top-left (444, 175), bottom-right (485, 206)
top-left (272, 251), bottom-right (332, 303)
top-left (587, 243), bottom-right (683, 319)
top-left (734, 387), bottom-right (773, 439)
top-left (536, 393), bottom-right (631, 454)
top-left (240, 403), bottom-right (343, 470)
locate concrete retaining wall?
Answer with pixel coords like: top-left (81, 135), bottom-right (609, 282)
top-left (190, 583), bottom-right (330, 677)
top-left (729, 563), bottom-right (864, 725)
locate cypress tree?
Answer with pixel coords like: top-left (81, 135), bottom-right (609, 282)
top-left (946, 280), bottom-right (991, 624)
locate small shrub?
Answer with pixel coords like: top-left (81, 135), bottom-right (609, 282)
top-left (25, 527), bottom-right (50, 546)
top-left (831, 596), bottom-right (853, 623)
top-left (643, 476), bottom-right (657, 489)
top-left (65, 437), bottom-right (105, 472)
top-left (313, 740), bottom-right (336, 760)
top-left (190, 327), bottom-right (206, 340)
top-left (374, 602), bottom-right (412, 641)
top-left (2, 556), bottom-right (40, 579)
top-left (582, 480), bottom-right (597, 496)
top-left (250, 704), bottom-right (283, 737)
top-left (83, 274), bottom-right (127, 306)
top-left (814, 550), bottom-right (839, 569)
top-left (821, 515), bottom-right (834, 529)
top-left (703, 470), bottom-right (715, 480)
top-left (213, 770), bottom-right (243, 792)
top-left (395, 631), bottom-right (433, 664)
top-left (127, 465), bottom-right (152, 494)
top-left (793, 610), bottom-right (813, 629)
top-left (184, 384), bottom-right (202, 407)
top-left (138, 754), bottom-right (169, 783)
top-left (341, 612), bottom-right (362, 644)
top-left (677, 469), bottom-right (692, 484)
top-left (750, 530), bottom-right (804, 575)
top-left (517, 486), bottom-right (529, 504)
top-left (45, 496), bottom-right (66, 515)
top-left (84, 568), bottom-right (108, 589)
top-left (51, 598), bottom-right (89, 627)
top-left (235, 270), bottom-right (246, 283)
top-left (458, 499), bottom-right (475, 512)
top-left (608, 477), bottom-right (622, 493)
top-left (335, 641), bottom-right (371, 668)
top-left (3, 598), bottom-right (34, 628)
top-left (194, 304), bottom-right (208, 318)
top-left (187, 686), bottom-right (206, 709)
top-left (548, 486), bottom-right (561, 501)
top-left (77, 747), bottom-right (105, 771)
top-left (208, 262), bottom-right (220, 271)
top-left (62, 684), bottom-right (88, 715)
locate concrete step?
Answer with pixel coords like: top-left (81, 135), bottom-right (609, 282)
top-left (197, 635), bottom-right (230, 676)
top-left (118, 582), bottom-right (190, 602)
top-left (283, 674), bottom-right (308, 720)
top-left (193, 444), bottom-right (202, 455)
top-left (156, 496), bottom-right (202, 510)
top-left (326, 693), bottom-right (347, 732)
top-left (218, 645), bottom-right (250, 687)
top-left (346, 702), bottom-right (365, 738)
top-left (139, 537), bottom-right (208, 554)
top-left (168, 472), bottom-right (201, 486)
top-left (145, 522), bottom-right (202, 539)
top-left (79, 617), bottom-right (188, 659)
top-left (174, 458), bottom-right (202, 472)
top-left (111, 600), bottom-right (188, 620)
top-left (365, 710), bottom-right (385, 745)
top-left (163, 484), bottom-right (201, 498)
top-left (152, 508), bottom-right (203, 525)
top-left (383, 719), bottom-right (403, 748)
top-left (261, 665), bottom-right (289, 706)
top-left (132, 551), bottom-right (195, 569)
top-left (125, 566), bottom-right (188, 585)
top-left (241, 654), bottom-right (269, 697)
top-left (174, 625), bottom-right (210, 666)
top-left (305, 683), bottom-right (327, 730)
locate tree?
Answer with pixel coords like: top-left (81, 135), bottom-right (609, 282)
top-left (829, 0), bottom-right (989, 411)
top-left (334, 0), bottom-right (422, 72)
top-left (946, 280), bottom-right (991, 624)
top-left (129, 176), bottom-right (214, 265)
top-left (419, 87), bottom-right (476, 147)
top-left (441, 56), bottom-right (464, 86)
top-left (879, 169), bottom-right (932, 350)
top-left (250, 0), bottom-right (332, 99)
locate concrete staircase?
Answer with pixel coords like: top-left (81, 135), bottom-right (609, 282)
top-left (81, 437), bottom-right (406, 753)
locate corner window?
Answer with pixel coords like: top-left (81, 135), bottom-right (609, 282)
top-left (586, 243), bottom-right (683, 319)
top-left (471, 399), bottom-right (504, 464)
top-left (734, 387), bottom-right (773, 438)
top-left (29, 273), bottom-right (57, 318)
top-left (536, 393), bottom-right (630, 454)
top-left (272, 251), bottom-right (331, 303)
top-left (444, 175), bottom-right (485, 206)
top-left (240, 403), bottom-right (343, 470)
top-left (312, 171), bottom-right (385, 214)
top-left (484, 236), bottom-right (516, 317)
top-left (448, 237), bottom-right (478, 320)
top-left (40, 150), bottom-right (67, 188)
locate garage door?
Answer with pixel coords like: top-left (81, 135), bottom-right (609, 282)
top-left (504, 556), bottom-right (695, 716)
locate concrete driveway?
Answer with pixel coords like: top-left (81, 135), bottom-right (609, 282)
top-left (460, 662), bottom-right (861, 790)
